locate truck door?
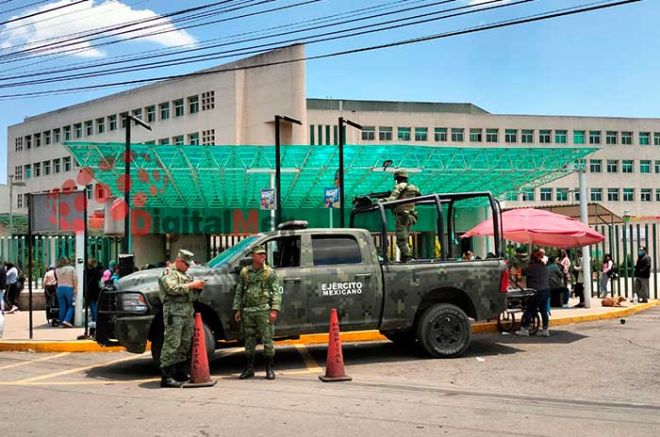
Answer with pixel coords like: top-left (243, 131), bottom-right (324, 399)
top-left (261, 236), bottom-right (305, 336)
top-left (306, 233), bottom-right (382, 332)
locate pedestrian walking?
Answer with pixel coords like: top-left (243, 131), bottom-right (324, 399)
top-left (599, 254), bottom-right (614, 298)
top-left (85, 258), bottom-right (103, 324)
top-left (382, 169), bottom-right (421, 262)
top-left (233, 245), bottom-right (282, 380)
top-left (516, 249), bottom-right (551, 337)
top-left (158, 249), bottom-right (205, 388)
top-left (571, 250), bottom-right (586, 308)
top-left (634, 246), bottom-right (651, 303)
top-left (0, 262), bottom-right (6, 313)
top-left (55, 257), bottom-right (78, 328)
top-left (43, 265), bottom-right (58, 326)
top-left (4, 262), bottom-right (21, 313)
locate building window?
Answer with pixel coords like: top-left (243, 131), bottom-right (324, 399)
top-left (108, 115), bottom-right (117, 131)
top-left (172, 135), bottom-right (184, 145)
top-left (414, 127), bottom-right (427, 141)
top-left (656, 189), bottom-right (660, 202)
top-left (53, 128), bottom-right (61, 143)
top-left (63, 126), bottom-right (71, 140)
top-left (641, 189), bottom-right (652, 202)
top-left (504, 129), bottom-right (517, 143)
top-left (43, 160), bottom-right (51, 176)
top-left (590, 188), bottom-right (602, 202)
top-left (85, 120), bottom-right (93, 136)
top-left (187, 132), bottom-right (199, 145)
top-left (54, 158), bottom-right (61, 173)
top-left (73, 123), bottom-right (82, 138)
top-left (132, 108), bottom-right (142, 119)
top-left (521, 129), bottom-right (534, 143)
top-left (573, 130), bottom-right (585, 144)
top-left (486, 128), bottom-right (498, 143)
top-left (25, 164), bottom-right (31, 179)
top-left (607, 188), bottom-right (619, 202)
top-left (146, 105), bottom-right (156, 123)
top-left (623, 188), bottom-right (634, 201)
top-left (606, 131), bottom-right (618, 145)
top-left (589, 130), bottom-right (601, 144)
top-left (25, 135), bottom-right (32, 150)
top-left (144, 141), bottom-right (155, 145)
top-left (639, 132), bottom-right (650, 145)
top-left (522, 189), bottom-right (535, 201)
top-left (539, 129), bottom-right (551, 144)
top-left (309, 125), bottom-right (315, 145)
top-left (34, 162), bottom-right (41, 177)
top-left (201, 91), bottom-right (215, 110)
top-left (451, 128), bottom-right (464, 142)
top-left (202, 129), bottom-right (215, 145)
top-left (654, 133), bottom-right (660, 146)
top-left (434, 127), bottom-right (447, 142)
top-left (64, 156), bottom-right (71, 172)
top-left (640, 160), bottom-right (651, 173)
top-left (395, 127), bottom-right (410, 141)
top-left (44, 131), bottom-right (51, 145)
top-left (14, 137), bottom-right (23, 152)
top-left (556, 188), bottom-right (568, 201)
top-left (379, 126), bottom-right (392, 141)
top-left (655, 160), bottom-right (660, 173)
top-left (96, 118), bottom-right (105, 134)
top-left (622, 160), bottom-right (633, 173)
top-left (589, 159), bottom-right (602, 173)
top-left (187, 96), bottom-right (200, 114)
top-left (158, 138), bottom-right (169, 145)
top-left (159, 103), bottom-right (170, 120)
top-left (120, 112), bottom-right (128, 128)
top-left (540, 188), bottom-right (552, 201)
top-left (17, 194), bottom-right (23, 209)
top-left (174, 99), bottom-right (184, 117)
top-left (14, 165), bottom-right (22, 180)
top-left (621, 131), bottom-right (632, 145)
top-left (469, 128), bottom-right (482, 142)
top-left (554, 130), bottom-right (567, 144)
top-left (34, 133), bottom-right (41, 148)
top-left (606, 160), bottom-right (618, 173)
top-left (361, 126), bottom-right (375, 141)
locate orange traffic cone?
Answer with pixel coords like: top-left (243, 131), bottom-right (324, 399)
top-left (319, 308), bottom-right (352, 382)
top-left (183, 313), bottom-right (217, 388)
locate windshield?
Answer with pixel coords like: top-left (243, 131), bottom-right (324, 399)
top-left (206, 236), bottom-right (258, 268)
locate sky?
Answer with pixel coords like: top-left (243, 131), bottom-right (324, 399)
top-left (1, 0), bottom-right (658, 184)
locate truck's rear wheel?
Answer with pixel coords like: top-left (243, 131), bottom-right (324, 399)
top-left (151, 322), bottom-right (215, 366)
top-left (416, 303), bottom-right (471, 358)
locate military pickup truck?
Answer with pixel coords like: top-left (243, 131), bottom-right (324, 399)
top-left (96, 191), bottom-right (508, 361)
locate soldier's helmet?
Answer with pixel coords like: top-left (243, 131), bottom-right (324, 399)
top-left (251, 245), bottom-right (267, 255)
top-left (393, 168), bottom-right (408, 179)
top-left (177, 249), bottom-right (194, 265)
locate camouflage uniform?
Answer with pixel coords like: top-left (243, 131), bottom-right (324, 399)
top-left (158, 251), bottom-right (199, 371)
top-left (232, 264), bottom-right (281, 358)
top-left (384, 169), bottom-right (421, 261)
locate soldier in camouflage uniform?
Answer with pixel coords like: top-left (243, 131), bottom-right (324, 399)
top-left (382, 169), bottom-right (421, 262)
top-left (158, 249), bottom-right (206, 388)
top-left (233, 245), bottom-right (281, 380)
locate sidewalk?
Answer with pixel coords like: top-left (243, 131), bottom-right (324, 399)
top-left (1, 298), bottom-right (658, 352)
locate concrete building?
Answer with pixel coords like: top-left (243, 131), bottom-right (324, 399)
top-left (5, 44), bottom-right (660, 262)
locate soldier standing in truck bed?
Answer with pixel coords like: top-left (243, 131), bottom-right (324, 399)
top-left (382, 169), bottom-right (421, 262)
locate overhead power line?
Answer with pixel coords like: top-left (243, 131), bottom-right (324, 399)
top-left (0, 0), bottom-right (88, 26)
top-left (0, 0), bottom-right (52, 16)
top-left (0, 0), bottom-right (639, 100)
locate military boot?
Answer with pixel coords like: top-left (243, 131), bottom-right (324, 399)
top-left (173, 361), bottom-right (191, 383)
top-left (160, 366), bottom-right (182, 388)
top-left (265, 356), bottom-right (276, 380)
top-left (239, 355), bottom-right (255, 380)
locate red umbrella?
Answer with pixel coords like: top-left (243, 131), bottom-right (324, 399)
top-left (462, 208), bottom-right (604, 248)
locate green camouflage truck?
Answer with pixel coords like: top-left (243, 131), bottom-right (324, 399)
top-left (96, 191), bottom-right (508, 360)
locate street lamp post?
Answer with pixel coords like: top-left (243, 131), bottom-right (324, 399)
top-left (247, 168), bottom-right (300, 231)
top-left (122, 114), bottom-right (151, 254)
top-left (338, 117), bottom-right (363, 228)
top-left (8, 174), bottom-right (26, 237)
top-left (274, 115), bottom-right (302, 227)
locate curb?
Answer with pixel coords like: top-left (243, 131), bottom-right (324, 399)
top-left (1, 301), bottom-right (657, 352)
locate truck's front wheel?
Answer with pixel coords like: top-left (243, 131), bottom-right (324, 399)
top-left (416, 303), bottom-right (471, 358)
top-left (151, 322), bottom-right (215, 366)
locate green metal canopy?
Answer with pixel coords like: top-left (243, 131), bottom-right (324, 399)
top-left (65, 142), bottom-right (596, 209)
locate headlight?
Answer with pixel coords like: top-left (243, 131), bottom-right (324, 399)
top-left (119, 292), bottom-right (149, 313)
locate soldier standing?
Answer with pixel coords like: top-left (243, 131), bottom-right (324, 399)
top-left (233, 245), bottom-right (281, 380)
top-left (382, 169), bottom-right (421, 262)
top-left (158, 249), bottom-right (206, 388)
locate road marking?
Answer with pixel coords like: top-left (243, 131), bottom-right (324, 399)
top-left (0, 352), bottom-right (70, 371)
top-left (15, 352), bottom-right (150, 384)
top-left (295, 344), bottom-right (322, 373)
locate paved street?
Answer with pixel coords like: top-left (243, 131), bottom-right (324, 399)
top-left (1, 308), bottom-right (659, 437)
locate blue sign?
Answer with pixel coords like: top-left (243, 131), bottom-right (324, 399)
top-left (324, 187), bottom-right (339, 208)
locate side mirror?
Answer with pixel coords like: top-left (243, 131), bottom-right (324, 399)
top-left (233, 257), bottom-right (252, 273)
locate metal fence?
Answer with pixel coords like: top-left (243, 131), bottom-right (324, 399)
top-left (0, 235), bottom-right (123, 288)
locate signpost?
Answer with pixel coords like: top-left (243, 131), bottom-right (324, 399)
top-left (324, 187), bottom-right (339, 228)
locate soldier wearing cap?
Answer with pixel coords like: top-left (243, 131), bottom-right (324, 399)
top-left (158, 249), bottom-right (206, 388)
top-left (233, 245), bottom-right (281, 380)
top-left (382, 169), bottom-right (421, 262)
